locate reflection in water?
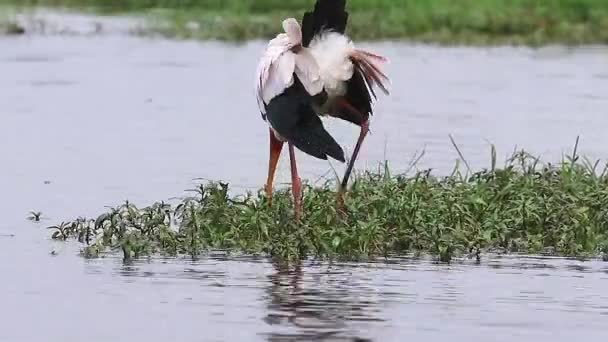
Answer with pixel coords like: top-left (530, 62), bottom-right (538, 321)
top-left (263, 261), bottom-right (376, 342)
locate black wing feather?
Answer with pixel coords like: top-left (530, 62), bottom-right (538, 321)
top-left (302, 0), bottom-right (349, 47)
top-left (265, 77), bottom-right (345, 163)
top-left (332, 67), bottom-right (374, 126)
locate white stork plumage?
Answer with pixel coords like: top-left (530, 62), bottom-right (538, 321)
top-left (255, 0), bottom-right (390, 219)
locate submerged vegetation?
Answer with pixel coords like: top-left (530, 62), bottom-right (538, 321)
top-left (28, 211), bottom-right (43, 222)
top-left (49, 141), bottom-right (608, 263)
top-left (2, 0), bottom-right (608, 44)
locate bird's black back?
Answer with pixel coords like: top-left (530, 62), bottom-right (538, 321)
top-left (301, 0), bottom-right (349, 47)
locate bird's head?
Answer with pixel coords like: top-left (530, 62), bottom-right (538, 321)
top-left (282, 18), bottom-right (303, 52)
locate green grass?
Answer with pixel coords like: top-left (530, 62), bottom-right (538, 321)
top-left (49, 140), bottom-right (608, 263)
top-left (2, 0), bottom-right (608, 44)
top-left (0, 21), bottom-right (24, 34)
top-left (0, 6), bottom-right (24, 34)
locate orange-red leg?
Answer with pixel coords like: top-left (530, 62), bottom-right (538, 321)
top-left (336, 98), bottom-right (371, 211)
top-left (337, 120), bottom-right (369, 209)
top-left (266, 129), bottom-right (284, 207)
top-left (288, 143), bottom-right (303, 221)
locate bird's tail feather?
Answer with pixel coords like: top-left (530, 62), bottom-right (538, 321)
top-left (302, 0), bottom-right (349, 47)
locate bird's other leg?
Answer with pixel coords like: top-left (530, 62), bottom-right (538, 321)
top-left (266, 128), bottom-right (284, 207)
top-left (337, 120), bottom-right (369, 209)
top-left (336, 99), bottom-right (370, 212)
top-left (288, 143), bottom-right (303, 221)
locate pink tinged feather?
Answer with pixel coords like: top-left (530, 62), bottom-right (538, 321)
top-left (255, 33), bottom-right (293, 113)
top-left (255, 18), bottom-right (324, 114)
top-left (262, 51), bottom-right (295, 104)
top-left (282, 18), bottom-right (302, 45)
top-left (350, 49), bottom-right (391, 96)
top-left (294, 50), bottom-right (323, 96)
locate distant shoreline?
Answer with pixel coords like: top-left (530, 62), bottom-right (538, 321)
top-left (2, 1), bottom-right (608, 46)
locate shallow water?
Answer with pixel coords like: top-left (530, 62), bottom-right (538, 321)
top-left (1, 33), bottom-right (608, 341)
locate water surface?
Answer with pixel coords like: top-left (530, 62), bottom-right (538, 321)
top-left (1, 34), bottom-right (607, 341)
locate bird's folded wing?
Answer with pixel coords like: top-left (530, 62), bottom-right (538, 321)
top-left (255, 34), bottom-right (295, 115)
top-left (263, 52), bottom-right (295, 104)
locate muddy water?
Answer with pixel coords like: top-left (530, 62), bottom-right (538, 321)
top-left (1, 34), bottom-right (608, 341)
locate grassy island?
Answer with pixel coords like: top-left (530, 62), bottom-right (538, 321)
top-left (48, 143), bottom-right (608, 263)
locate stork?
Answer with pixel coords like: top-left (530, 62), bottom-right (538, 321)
top-left (255, 0), bottom-right (390, 220)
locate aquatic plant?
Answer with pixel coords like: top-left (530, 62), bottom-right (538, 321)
top-left (5, 0), bottom-right (608, 44)
top-left (28, 211), bottom-right (42, 222)
top-left (49, 141), bottom-right (608, 263)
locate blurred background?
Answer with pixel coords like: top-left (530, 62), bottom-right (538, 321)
top-left (1, 1), bottom-right (607, 342)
